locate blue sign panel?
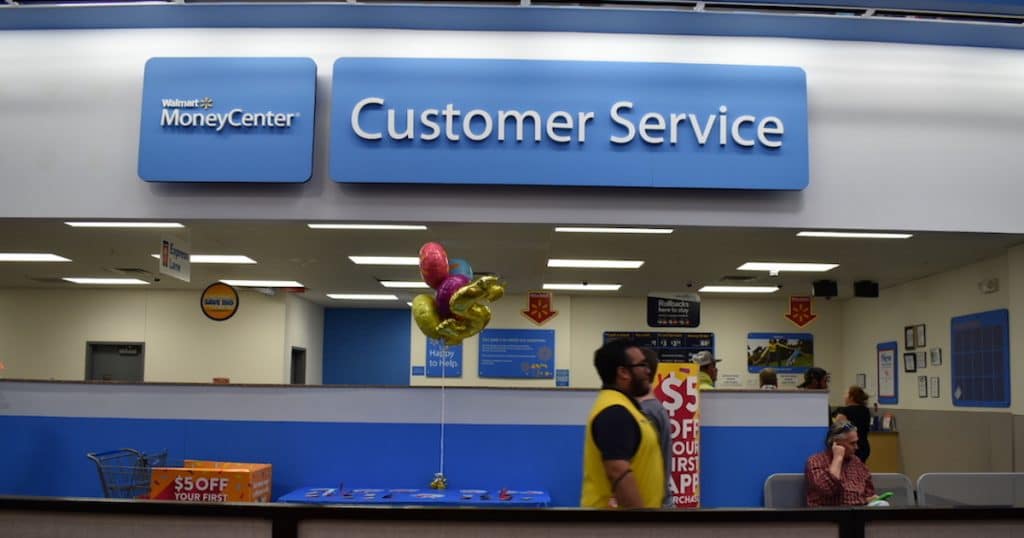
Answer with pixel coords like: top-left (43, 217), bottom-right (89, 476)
top-left (479, 329), bottom-right (555, 379)
top-left (426, 339), bottom-right (462, 378)
top-left (555, 369), bottom-right (570, 387)
top-left (411, 365), bottom-right (425, 377)
top-left (331, 58), bottom-right (807, 190)
top-left (139, 57), bottom-right (316, 182)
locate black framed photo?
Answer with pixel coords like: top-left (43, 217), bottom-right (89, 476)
top-left (915, 324), bottom-right (927, 348)
top-left (918, 375), bottom-right (928, 398)
top-left (904, 352), bottom-right (917, 372)
top-left (904, 326), bottom-right (916, 350)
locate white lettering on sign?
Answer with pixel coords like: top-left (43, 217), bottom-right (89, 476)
top-left (350, 97), bottom-right (785, 149)
top-left (160, 96), bottom-right (299, 132)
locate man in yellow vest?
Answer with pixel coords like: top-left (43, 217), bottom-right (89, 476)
top-left (581, 339), bottom-right (665, 509)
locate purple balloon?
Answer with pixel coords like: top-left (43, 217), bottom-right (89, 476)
top-left (436, 274), bottom-right (470, 319)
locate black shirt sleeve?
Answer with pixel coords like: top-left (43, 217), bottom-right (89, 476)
top-left (591, 404), bottom-right (641, 461)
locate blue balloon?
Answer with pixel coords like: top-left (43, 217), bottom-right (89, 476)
top-left (448, 258), bottom-right (474, 280)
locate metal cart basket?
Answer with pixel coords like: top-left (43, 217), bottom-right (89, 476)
top-left (86, 448), bottom-right (168, 499)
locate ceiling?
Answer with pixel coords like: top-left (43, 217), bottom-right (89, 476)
top-left (0, 219), bottom-right (1019, 307)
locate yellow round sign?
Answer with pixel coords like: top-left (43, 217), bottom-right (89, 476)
top-left (201, 283), bottom-right (239, 321)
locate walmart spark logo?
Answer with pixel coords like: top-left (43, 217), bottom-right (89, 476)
top-left (199, 97), bottom-right (213, 110)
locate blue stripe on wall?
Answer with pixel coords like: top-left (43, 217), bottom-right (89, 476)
top-left (0, 416), bottom-right (822, 507)
top-left (323, 308), bottom-right (410, 385)
top-left (700, 425), bottom-right (826, 507)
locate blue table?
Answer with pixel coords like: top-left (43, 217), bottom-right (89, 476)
top-left (278, 487), bottom-right (551, 508)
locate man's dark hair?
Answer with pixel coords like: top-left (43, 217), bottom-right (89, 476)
top-left (641, 348), bottom-right (659, 383)
top-left (594, 339), bottom-right (636, 386)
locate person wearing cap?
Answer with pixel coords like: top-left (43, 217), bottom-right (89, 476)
top-left (799, 367), bottom-right (830, 390)
top-left (580, 339), bottom-right (665, 509)
top-left (693, 350), bottom-right (721, 390)
top-left (804, 419), bottom-right (882, 507)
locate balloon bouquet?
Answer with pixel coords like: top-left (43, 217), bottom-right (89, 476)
top-left (412, 242), bottom-right (506, 347)
top-left (411, 242), bottom-right (505, 490)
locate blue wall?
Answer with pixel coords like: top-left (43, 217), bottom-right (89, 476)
top-left (323, 308), bottom-right (410, 385)
top-left (0, 415), bottom-right (822, 507)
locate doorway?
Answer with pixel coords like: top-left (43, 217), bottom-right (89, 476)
top-left (290, 347), bottom-right (306, 385)
top-left (85, 342), bottom-right (145, 382)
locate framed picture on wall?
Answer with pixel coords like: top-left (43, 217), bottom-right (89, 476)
top-left (856, 373), bottom-right (867, 388)
top-left (904, 326), bottom-right (916, 349)
top-left (916, 351), bottom-right (927, 370)
top-left (930, 377), bottom-right (940, 398)
top-left (904, 352), bottom-right (917, 373)
top-left (918, 375), bottom-right (928, 398)
top-left (915, 324), bottom-right (927, 348)
top-left (930, 347), bottom-right (942, 366)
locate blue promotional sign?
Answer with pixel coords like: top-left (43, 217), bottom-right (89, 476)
top-left (426, 339), bottom-right (462, 378)
top-left (555, 369), bottom-right (570, 387)
top-left (331, 58), bottom-right (807, 190)
top-left (139, 57), bottom-right (316, 182)
top-left (479, 329), bottom-right (555, 379)
top-left (603, 331), bottom-right (713, 363)
top-left (411, 365), bottom-right (425, 377)
top-left (746, 332), bottom-right (814, 373)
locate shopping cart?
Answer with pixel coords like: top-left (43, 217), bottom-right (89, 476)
top-left (86, 448), bottom-right (168, 499)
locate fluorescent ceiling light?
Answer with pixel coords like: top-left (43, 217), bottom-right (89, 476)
top-left (379, 281), bottom-right (430, 289)
top-left (150, 254), bottom-right (257, 264)
top-left (220, 280), bottom-right (303, 288)
top-left (327, 294), bottom-right (399, 301)
top-left (699, 285), bottom-right (780, 293)
top-left (63, 277), bottom-right (149, 285)
top-left (349, 256), bottom-right (420, 266)
top-left (797, 231), bottom-right (913, 239)
top-left (0, 253), bottom-right (71, 262)
top-left (65, 221), bottom-right (184, 228)
top-left (307, 224), bottom-right (427, 230)
top-left (548, 259), bottom-right (644, 269)
top-left (554, 227), bottom-right (672, 234)
top-left (543, 283), bottom-right (621, 291)
top-left (738, 262), bottom-right (838, 272)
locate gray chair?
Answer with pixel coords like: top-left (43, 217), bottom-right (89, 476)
top-left (917, 472), bottom-right (1024, 507)
top-left (764, 473), bottom-right (806, 508)
top-left (871, 473), bottom-right (915, 507)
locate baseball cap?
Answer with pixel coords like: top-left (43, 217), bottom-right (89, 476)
top-left (799, 367), bottom-right (829, 388)
top-left (692, 351), bottom-right (722, 367)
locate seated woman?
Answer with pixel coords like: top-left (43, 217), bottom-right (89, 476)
top-left (804, 419), bottom-right (882, 507)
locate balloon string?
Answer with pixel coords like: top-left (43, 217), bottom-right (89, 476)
top-left (440, 342), bottom-right (446, 476)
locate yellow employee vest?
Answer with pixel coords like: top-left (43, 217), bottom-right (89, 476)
top-left (580, 389), bottom-right (665, 508)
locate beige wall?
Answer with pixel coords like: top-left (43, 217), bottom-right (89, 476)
top-left (285, 294), bottom-right (325, 385)
top-left (0, 288), bottom-right (299, 384)
top-left (837, 254), bottom-right (1009, 412)
top-left (410, 292), bottom-right (843, 396)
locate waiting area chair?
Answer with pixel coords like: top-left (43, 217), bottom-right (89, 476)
top-left (917, 472), bottom-right (1024, 507)
top-left (764, 472), bottom-right (915, 507)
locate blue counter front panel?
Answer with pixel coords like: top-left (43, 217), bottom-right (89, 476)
top-left (331, 58), bottom-right (808, 190)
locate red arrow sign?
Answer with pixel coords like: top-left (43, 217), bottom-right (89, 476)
top-left (522, 291), bottom-right (558, 325)
top-left (785, 296), bottom-right (817, 327)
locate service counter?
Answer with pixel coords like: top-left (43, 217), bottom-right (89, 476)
top-left (0, 380), bottom-right (826, 508)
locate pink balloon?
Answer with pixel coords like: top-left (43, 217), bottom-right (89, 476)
top-left (419, 242), bottom-right (449, 289)
top-left (435, 274), bottom-right (470, 319)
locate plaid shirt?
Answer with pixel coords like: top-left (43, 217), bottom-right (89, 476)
top-left (804, 450), bottom-right (875, 507)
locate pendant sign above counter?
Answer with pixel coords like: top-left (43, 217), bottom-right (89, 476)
top-left (159, 236), bottom-right (191, 283)
top-left (201, 282), bottom-right (239, 322)
top-left (647, 292), bottom-right (700, 328)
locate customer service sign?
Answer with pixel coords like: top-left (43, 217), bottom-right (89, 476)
top-left (331, 58), bottom-right (808, 190)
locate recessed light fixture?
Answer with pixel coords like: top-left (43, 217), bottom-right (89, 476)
top-left (543, 283), bottom-right (621, 291)
top-left (348, 256), bottom-right (420, 266)
top-left (220, 280), bottom-right (303, 288)
top-left (0, 253), bottom-right (71, 262)
top-left (548, 259), bottom-right (644, 269)
top-left (307, 224), bottom-right (428, 231)
top-left (554, 227), bottom-right (672, 234)
top-left (150, 254), bottom-right (257, 264)
top-left (63, 277), bottom-right (149, 285)
top-left (797, 231), bottom-right (913, 239)
top-left (738, 262), bottom-right (838, 273)
top-left (327, 294), bottom-right (399, 301)
top-left (379, 281), bottom-right (430, 289)
top-left (65, 221), bottom-right (184, 228)
top-left (699, 285), bottom-right (780, 293)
